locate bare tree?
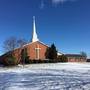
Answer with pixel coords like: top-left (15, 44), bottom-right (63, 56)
top-left (17, 38), bottom-right (27, 48)
top-left (17, 38), bottom-right (28, 66)
top-left (3, 37), bottom-right (28, 66)
top-left (80, 51), bottom-right (87, 57)
top-left (2, 37), bottom-right (20, 66)
top-left (3, 37), bottom-right (17, 53)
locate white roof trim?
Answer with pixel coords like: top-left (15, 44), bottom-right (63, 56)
top-left (23, 41), bottom-right (49, 47)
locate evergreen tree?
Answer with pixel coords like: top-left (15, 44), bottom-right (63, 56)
top-left (45, 44), bottom-right (57, 60)
top-left (21, 48), bottom-right (29, 64)
top-left (49, 44), bottom-right (57, 60)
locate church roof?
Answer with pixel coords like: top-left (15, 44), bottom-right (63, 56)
top-left (65, 54), bottom-right (86, 57)
top-left (23, 41), bottom-right (49, 47)
top-left (57, 52), bottom-right (63, 55)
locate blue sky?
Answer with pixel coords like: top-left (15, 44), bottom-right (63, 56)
top-left (0, 0), bottom-right (90, 57)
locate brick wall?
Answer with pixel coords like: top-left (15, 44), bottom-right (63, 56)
top-left (26, 41), bottom-right (48, 60)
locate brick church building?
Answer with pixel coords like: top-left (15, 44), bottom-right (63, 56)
top-left (13, 16), bottom-right (49, 61)
top-left (0, 16), bottom-right (87, 63)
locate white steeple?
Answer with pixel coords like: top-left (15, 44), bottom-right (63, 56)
top-left (32, 16), bottom-right (39, 42)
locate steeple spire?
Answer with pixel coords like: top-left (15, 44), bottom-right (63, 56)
top-left (32, 16), bottom-right (39, 42)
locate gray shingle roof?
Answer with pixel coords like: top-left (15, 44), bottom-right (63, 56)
top-left (65, 54), bottom-right (85, 58)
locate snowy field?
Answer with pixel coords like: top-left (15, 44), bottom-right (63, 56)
top-left (0, 63), bottom-right (90, 90)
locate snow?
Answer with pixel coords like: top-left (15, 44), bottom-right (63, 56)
top-left (0, 63), bottom-right (90, 90)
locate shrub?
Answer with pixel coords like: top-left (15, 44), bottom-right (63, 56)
top-left (57, 55), bottom-right (68, 62)
top-left (24, 56), bottom-right (30, 64)
top-left (3, 55), bottom-right (18, 66)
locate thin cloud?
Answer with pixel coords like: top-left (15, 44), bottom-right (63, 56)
top-left (40, 0), bottom-right (45, 9)
top-left (52, 0), bottom-right (76, 5)
top-left (39, 0), bottom-right (76, 9)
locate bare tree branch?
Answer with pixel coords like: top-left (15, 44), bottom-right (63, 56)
top-left (3, 37), bottom-right (17, 53)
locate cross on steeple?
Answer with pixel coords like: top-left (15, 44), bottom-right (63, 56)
top-left (32, 16), bottom-right (39, 42)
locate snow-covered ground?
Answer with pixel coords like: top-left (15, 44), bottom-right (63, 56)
top-left (0, 63), bottom-right (90, 90)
